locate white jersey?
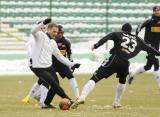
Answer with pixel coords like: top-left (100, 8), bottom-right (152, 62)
top-left (25, 35), bottom-right (34, 67)
top-left (30, 22), bottom-right (74, 68)
top-left (31, 23), bottom-right (52, 68)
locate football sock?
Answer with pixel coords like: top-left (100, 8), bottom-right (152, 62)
top-left (33, 87), bottom-right (41, 99)
top-left (154, 71), bottom-right (160, 89)
top-left (114, 83), bottom-right (126, 104)
top-left (69, 78), bottom-right (80, 98)
top-left (130, 66), bottom-right (145, 77)
top-left (40, 85), bottom-right (48, 105)
top-left (80, 80), bottom-right (95, 100)
top-left (28, 82), bottom-right (40, 98)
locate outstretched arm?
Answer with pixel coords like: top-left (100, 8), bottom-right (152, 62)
top-left (145, 45), bottom-right (160, 56)
top-left (31, 18), bottom-right (51, 38)
top-left (92, 32), bottom-right (114, 50)
top-left (66, 39), bottom-right (73, 61)
top-left (136, 18), bottom-right (151, 35)
top-left (139, 37), bottom-right (160, 56)
top-left (50, 40), bottom-right (75, 67)
top-left (31, 22), bottom-right (44, 37)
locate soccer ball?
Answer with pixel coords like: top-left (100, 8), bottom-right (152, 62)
top-left (59, 98), bottom-right (71, 110)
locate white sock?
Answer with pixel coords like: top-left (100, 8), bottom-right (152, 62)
top-left (80, 80), bottom-right (95, 100)
top-left (154, 71), bottom-right (160, 89)
top-left (69, 78), bottom-right (79, 98)
top-left (114, 83), bottom-right (126, 104)
top-left (130, 66), bottom-right (145, 77)
top-left (27, 82), bottom-right (40, 98)
top-left (33, 87), bottom-right (41, 100)
top-left (39, 85), bottom-right (48, 105)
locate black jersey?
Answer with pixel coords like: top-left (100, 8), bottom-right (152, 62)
top-left (94, 31), bottom-right (160, 60)
top-left (136, 15), bottom-right (160, 50)
top-left (54, 37), bottom-right (72, 61)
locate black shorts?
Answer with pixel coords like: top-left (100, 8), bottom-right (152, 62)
top-left (144, 54), bottom-right (159, 71)
top-left (30, 66), bottom-right (59, 86)
top-left (52, 59), bottom-right (74, 79)
top-left (93, 55), bottom-right (129, 83)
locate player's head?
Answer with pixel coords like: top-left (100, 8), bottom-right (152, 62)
top-left (37, 21), bottom-right (46, 32)
top-left (47, 22), bottom-right (58, 38)
top-left (57, 25), bottom-right (64, 39)
top-left (153, 6), bottom-right (160, 17)
top-left (121, 23), bottom-right (132, 33)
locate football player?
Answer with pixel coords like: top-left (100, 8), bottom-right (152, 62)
top-left (128, 6), bottom-right (160, 89)
top-left (71, 23), bottom-right (160, 109)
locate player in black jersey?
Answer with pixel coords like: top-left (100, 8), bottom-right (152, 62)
top-left (55, 25), bottom-right (73, 61)
top-left (128, 6), bottom-right (160, 89)
top-left (71, 23), bottom-right (160, 109)
top-left (52, 25), bottom-right (79, 98)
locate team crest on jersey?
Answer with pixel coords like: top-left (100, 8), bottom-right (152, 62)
top-left (57, 43), bottom-right (62, 46)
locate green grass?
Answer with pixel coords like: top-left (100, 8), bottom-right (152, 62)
top-left (0, 74), bottom-right (160, 117)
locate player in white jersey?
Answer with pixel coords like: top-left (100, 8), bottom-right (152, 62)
top-left (22, 24), bottom-right (80, 104)
top-left (22, 22), bottom-right (49, 104)
top-left (27, 18), bottom-right (80, 109)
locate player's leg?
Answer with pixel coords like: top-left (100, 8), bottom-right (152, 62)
top-left (128, 66), bottom-right (145, 84)
top-left (31, 67), bottom-right (71, 108)
top-left (39, 81), bottom-right (49, 106)
top-left (71, 68), bottom-right (114, 109)
top-left (43, 66), bottom-right (59, 107)
top-left (58, 65), bottom-right (80, 98)
top-left (37, 68), bottom-right (71, 108)
top-left (71, 56), bottom-right (115, 109)
top-left (114, 77), bottom-right (126, 108)
top-left (153, 58), bottom-right (160, 89)
top-left (113, 59), bottom-right (129, 108)
top-left (128, 54), bottom-right (153, 84)
top-left (68, 78), bottom-right (79, 98)
top-left (32, 86), bottom-right (41, 101)
top-left (70, 78), bottom-right (97, 109)
top-left (21, 80), bottom-right (42, 103)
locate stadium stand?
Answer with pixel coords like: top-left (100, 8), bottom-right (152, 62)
top-left (0, 0), bottom-right (160, 51)
top-left (0, 0), bottom-right (106, 41)
top-left (0, 24), bottom-right (26, 51)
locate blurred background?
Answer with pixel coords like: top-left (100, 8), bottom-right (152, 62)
top-left (0, 0), bottom-right (160, 75)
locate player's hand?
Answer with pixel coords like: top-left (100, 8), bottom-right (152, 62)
top-left (71, 63), bottom-right (81, 70)
top-left (91, 45), bottom-right (95, 51)
top-left (43, 18), bottom-right (52, 25)
top-left (70, 59), bottom-right (74, 62)
top-left (156, 52), bottom-right (160, 56)
top-left (71, 67), bottom-right (75, 73)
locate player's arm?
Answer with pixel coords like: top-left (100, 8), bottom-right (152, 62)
top-left (92, 32), bottom-right (114, 50)
top-left (139, 37), bottom-right (160, 56)
top-left (136, 18), bottom-right (151, 35)
top-left (50, 40), bottom-right (80, 68)
top-left (31, 22), bottom-right (44, 36)
top-left (66, 39), bottom-right (73, 61)
top-left (31, 18), bottom-right (51, 38)
top-left (25, 39), bottom-right (33, 58)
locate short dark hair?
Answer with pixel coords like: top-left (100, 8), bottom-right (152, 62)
top-left (121, 23), bottom-right (132, 33)
top-left (153, 6), bottom-right (160, 11)
top-left (58, 25), bottom-right (64, 32)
